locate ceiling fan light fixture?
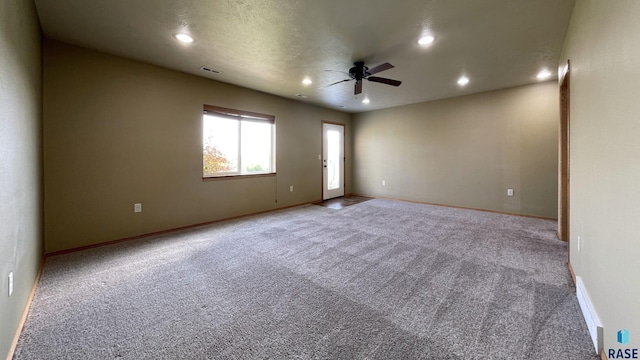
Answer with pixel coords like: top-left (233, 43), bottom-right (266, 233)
top-left (418, 35), bottom-right (435, 45)
top-left (536, 69), bottom-right (552, 80)
top-left (175, 33), bottom-right (194, 43)
top-left (457, 76), bottom-right (469, 86)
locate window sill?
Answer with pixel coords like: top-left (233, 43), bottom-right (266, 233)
top-left (202, 173), bottom-right (276, 181)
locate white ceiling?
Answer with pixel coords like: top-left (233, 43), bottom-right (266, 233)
top-left (34, 0), bottom-right (576, 113)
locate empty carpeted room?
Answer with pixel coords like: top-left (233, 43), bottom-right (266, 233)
top-left (2, 1), bottom-right (639, 359)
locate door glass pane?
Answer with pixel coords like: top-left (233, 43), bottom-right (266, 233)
top-left (327, 130), bottom-right (340, 190)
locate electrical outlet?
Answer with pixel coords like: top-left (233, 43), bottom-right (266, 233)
top-left (507, 188), bottom-right (514, 197)
top-left (382, 180), bottom-right (386, 186)
top-left (8, 272), bottom-right (13, 297)
top-left (318, 154), bottom-right (321, 160)
top-left (134, 203), bottom-right (142, 213)
top-left (290, 186), bottom-right (294, 192)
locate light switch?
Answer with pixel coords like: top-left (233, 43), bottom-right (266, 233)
top-left (8, 272), bottom-right (13, 297)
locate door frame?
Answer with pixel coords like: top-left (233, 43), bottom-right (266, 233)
top-left (559, 60), bottom-right (571, 250)
top-left (321, 121), bottom-right (346, 200)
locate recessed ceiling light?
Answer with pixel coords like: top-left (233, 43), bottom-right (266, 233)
top-left (362, 98), bottom-right (370, 104)
top-left (175, 33), bottom-right (194, 43)
top-left (536, 69), bottom-right (552, 80)
top-left (457, 76), bottom-right (469, 86)
top-left (302, 77), bottom-right (312, 85)
top-left (418, 35), bottom-right (435, 45)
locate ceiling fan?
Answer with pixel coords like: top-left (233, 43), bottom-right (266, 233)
top-left (325, 61), bottom-right (402, 95)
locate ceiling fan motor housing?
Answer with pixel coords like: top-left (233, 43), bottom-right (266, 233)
top-left (349, 61), bottom-right (369, 80)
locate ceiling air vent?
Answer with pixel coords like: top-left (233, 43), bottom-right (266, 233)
top-left (200, 66), bottom-right (222, 74)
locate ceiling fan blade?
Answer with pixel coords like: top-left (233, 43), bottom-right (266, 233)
top-left (367, 76), bottom-right (402, 87)
top-left (355, 80), bottom-right (363, 95)
top-left (324, 69), bottom-right (351, 76)
top-left (322, 78), bottom-right (352, 89)
top-left (367, 62), bottom-right (394, 75)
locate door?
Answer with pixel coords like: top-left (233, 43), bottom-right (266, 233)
top-left (322, 122), bottom-right (345, 200)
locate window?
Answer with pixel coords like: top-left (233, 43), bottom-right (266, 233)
top-left (202, 105), bottom-right (275, 177)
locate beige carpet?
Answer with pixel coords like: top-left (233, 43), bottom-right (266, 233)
top-left (14, 199), bottom-right (596, 359)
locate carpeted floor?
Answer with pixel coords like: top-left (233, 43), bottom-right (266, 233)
top-left (14, 199), bottom-right (597, 359)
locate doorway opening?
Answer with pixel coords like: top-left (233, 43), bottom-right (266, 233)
top-left (559, 60), bottom-right (570, 247)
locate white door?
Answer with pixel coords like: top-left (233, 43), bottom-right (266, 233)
top-left (322, 123), bottom-right (345, 200)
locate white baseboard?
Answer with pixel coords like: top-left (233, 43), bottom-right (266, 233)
top-left (576, 276), bottom-right (603, 354)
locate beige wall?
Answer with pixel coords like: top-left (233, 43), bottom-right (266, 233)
top-left (352, 82), bottom-right (559, 218)
top-left (0, 0), bottom-right (43, 357)
top-left (43, 40), bottom-right (351, 253)
top-left (560, 1), bottom-right (640, 352)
